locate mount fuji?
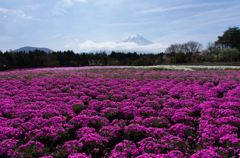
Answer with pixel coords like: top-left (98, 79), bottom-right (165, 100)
top-left (120, 34), bottom-right (154, 45)
top-left (87, 34), bottom-right (155, 54)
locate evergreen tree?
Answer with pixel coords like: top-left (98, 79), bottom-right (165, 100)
top-left (215, 26), bottom-right (240, 49)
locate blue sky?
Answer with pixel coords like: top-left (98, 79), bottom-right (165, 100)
top-left (1, 0), bottom-right (240, 53)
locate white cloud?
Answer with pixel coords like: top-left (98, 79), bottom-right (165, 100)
top-left (62, 0), bottom-right (74, 7)
top-left (53, 0), bottom-right (87, 15)
top-left (75, 0), bottom-right (87, 2)
top-left (0, 8), bottom-right (9, 13)
top-left (53, 1), bottom-right (71, 15)
top-left (137, 4), bottom-right (196, 13)
top-left (197, 16), bottom-right (240, 26)
top-left (170, 4), bottom-right (240, 24)
top-left (170, 9), bottom-right (222, 24)
top-left (0, 7), bottom-right (32, 19)
top-left (102, 21), bottom-right (152, 27)
top-left (137, 1), bottom-right (239, 14)
top-left (51, 34), bottom-right (61, 38)
top-left (72, 40), bottom-right (168, 53)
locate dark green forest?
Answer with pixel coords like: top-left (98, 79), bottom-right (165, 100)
top-left (1, 27), bottom-right (240, 71)
top-left (0, 49), bottom-right (167, 71)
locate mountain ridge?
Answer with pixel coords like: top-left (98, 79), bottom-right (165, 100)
top-left (13, 46), bottom-right (54, 53)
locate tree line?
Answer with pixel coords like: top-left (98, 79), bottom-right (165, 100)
top-left (0, 26), bottom-right (240, 71)
top-left (163, 26), bottom-right (240, 63)
top-left (0, 49), bottom-right (166, 71)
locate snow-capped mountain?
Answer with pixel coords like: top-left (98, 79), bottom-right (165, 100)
top-left (120, 34), bottom-right (154, 45)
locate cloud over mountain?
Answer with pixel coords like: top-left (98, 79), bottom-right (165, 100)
top-left (75, 40), bottom-right (167, 53)
top-left (64, 34), bottom-right (167, 53)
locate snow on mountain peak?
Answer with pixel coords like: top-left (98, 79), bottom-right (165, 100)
top-left (120, 34), bottom-right (154, 45)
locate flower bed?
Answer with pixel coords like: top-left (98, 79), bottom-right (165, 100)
top-left (0, 68), bottom-right (240, 157)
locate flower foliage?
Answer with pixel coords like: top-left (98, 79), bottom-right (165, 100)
top-left (0, 68), bottom-right (240, 157)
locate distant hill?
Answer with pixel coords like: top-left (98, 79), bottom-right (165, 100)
top-left (13, 46), bottom-right (54, 53)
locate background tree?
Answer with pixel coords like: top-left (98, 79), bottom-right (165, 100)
top-left (215, 26), bottom-right (240, 49)
top-left (237, 44), bottom-right (240, 51)
top-left (2, 52), bottom-right (14, 69)
top-left (185, 41), bottom-right (203, 52)
top-left (200, 49), bottom-right (214, 62)
top-left (132, 55), bottom-right (152, 66)
top-left (164, 43), bottom-right (182, 63)
top-left (176, 50), bottom-right (187, 63)
top-left (181, 43), bottom-right (189, 54)
top-left (185, 52), bottom-right (192, 63)
top-left (96, 51), bottom-right (108, 66)
top-left (0, 51), bottom-right (6, 71)
top-left (217, 48), bottom-right (240, 62)
top-left (194, 51), bottom-right (203, 63)
top-left (207, 42), bottom-right (216, 54)
top-left (81, 53), bottom-right (89, 66)
top-left (207, 42), bottom-right (221, 62)
top-left (154, 52), bottom-right (165, 64)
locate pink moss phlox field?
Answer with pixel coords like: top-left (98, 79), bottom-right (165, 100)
top-left (0, 68), bottom-right (240, 157)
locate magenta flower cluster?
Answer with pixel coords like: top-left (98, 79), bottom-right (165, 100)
top-left (0, 69), bottom-right (240, 157)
